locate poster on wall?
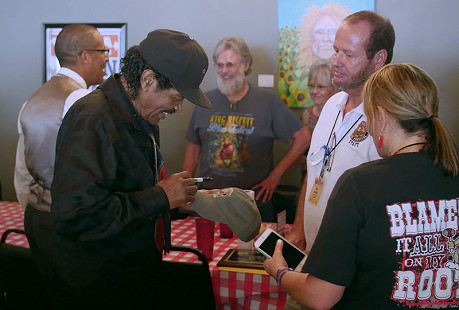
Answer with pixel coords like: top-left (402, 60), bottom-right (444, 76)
top-left (278, 1), bottom-right (374, 108)
top-left (44, 23), bottom-right (127, 87)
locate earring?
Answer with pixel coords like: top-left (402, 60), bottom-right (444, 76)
top-left (378, 134), bottom-right (383, 148)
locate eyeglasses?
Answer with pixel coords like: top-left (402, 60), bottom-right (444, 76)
top-left (313, 28), bottom-right (337, 38)
top-left (79, 49), bottom-right (111, 56)
top-left (215, 62), bottom-right (240, 70)
top-left (320, 132), bottom-right (336, 178)
top-left (308, 83), bottom-right (331, 90)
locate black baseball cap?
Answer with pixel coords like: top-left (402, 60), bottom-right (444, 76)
top-left (138, 29), bottom-right (211, 108)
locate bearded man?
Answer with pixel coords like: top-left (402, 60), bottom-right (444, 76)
top-left (287, 10), bottom-right (395, 252)
top-left (184, 37), bottom-right (309, 222)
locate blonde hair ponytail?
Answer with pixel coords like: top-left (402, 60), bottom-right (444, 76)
top-left (363, 63), bottom-right (458, 176)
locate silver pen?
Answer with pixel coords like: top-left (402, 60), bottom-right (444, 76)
top-left (193, 177), bottom-right (213, 183)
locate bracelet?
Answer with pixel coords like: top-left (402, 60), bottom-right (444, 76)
top-left (278, 268), bottom-right (293, 291)
top-left (276, 268), bottom-right (287, 285)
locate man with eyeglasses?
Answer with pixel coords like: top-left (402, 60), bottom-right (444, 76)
top-left (13, 23), bottom-right (108, 307)
top-left (184, 37), bottom-right (310, 222)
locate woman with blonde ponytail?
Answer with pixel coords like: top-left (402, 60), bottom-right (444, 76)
top-left (263, 63), bottom-right (459, 309)
top-left (362, 63), bottom-right (458, 175)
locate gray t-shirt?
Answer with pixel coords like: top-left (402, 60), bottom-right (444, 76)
top-left (186, 84), bottom-right (303, 190)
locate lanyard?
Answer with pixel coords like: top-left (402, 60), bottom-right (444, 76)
top-left (150, 134), bottom-right (164, 184)
top-left (319, 110), bottom-right (363, 178)
top-left (323, 111), bottom-right (340, 160)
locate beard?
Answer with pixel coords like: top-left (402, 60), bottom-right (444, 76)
top-left (312, 40), bottom-right (335, 61)
top-left (217, 65), bottom-right (246, 96)
top-left (333, 64), bottom-right (374, 91)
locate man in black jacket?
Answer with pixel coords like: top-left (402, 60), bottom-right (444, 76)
top-left (51, 29), bottom-right (211, 309)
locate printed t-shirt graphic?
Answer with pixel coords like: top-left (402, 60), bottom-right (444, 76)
top-left (388, 198), bottom-right (459, 307)
top-left (207, 112), bottom-right (254, 173)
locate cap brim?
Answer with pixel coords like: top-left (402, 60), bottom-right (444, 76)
top-left (173, 83), bottom-right (211, 108)
top-left (191, 188), bottom-right (261, 242)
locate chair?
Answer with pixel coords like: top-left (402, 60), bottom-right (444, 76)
top-left (157, 245), bottom-right (216, 310)
top-left (0, 229), bottom-right (48, 310)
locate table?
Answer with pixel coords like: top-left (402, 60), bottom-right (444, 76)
top-left (166, 217), bottom-right (287, 309)
top-left (0, 201), bottom-right (28, 247)
top-left (0, 201), bottom-right (287, 309)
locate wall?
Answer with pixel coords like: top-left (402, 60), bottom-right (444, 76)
top-left (379, 1), bottom-right (459, 143)
top-left (0, 0), bottom-right (458, 202)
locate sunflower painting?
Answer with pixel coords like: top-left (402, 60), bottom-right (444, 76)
top-left (278, 0), bottom-right (374, 108)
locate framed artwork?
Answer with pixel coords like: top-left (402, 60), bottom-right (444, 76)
top-left (217, 249), bottom-right (266, 269)
top-left (44, 23), bottom-right (127, 85)
top-left (278, 0), bottom-right (374, 108)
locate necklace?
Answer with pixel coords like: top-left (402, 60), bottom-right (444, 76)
top-left (394, 142), bottom-right (426, 155)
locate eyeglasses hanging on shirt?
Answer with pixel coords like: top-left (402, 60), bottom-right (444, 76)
top-left (319, 132), bottom-right (336, 179)
top-left (308, 111), bottom-right (362, 205)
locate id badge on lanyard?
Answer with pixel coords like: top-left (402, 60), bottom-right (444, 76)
top-left (308, 177), bottom-right (325, 205)
top-left (308, 144), bottom-right (331, 205)
top-left (307, 111), bottom-right (362, 206)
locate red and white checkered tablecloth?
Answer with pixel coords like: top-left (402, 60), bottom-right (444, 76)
top-left (167, 217), bottom-right (288, 310)
top-left (0, 201), bottom-right (288, 309)
top-left (0, 201), bottom-right (28, 247)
